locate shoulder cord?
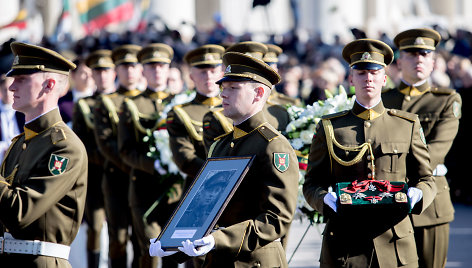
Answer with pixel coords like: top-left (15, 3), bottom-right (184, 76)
top-left (77, 99), bottom-right (95, 129)
top-left (101, 95), bottom-right (119, 134)
top-left (213, 110), bottom-right (233, 133)
top-left (173, 106), bottom-right (203, 141)
top-left (322, 119), bottom-right (376, 179)
top-left (124, 98), bottom-right (162, 134)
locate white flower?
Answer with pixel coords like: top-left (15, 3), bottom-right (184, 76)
top-left (300, 130), bottom-right (314, 144)
top-left (290, 138), bottom-right (304, 150)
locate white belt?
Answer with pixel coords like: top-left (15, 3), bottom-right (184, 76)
top-left (0, 233), bottom-right (70, 259)
top-left (433, 164), bottom-right (448, 176)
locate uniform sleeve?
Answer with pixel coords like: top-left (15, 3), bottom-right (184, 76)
top-left (166, 109), bottom-right (205, 178)
top-left (202, 112), bottom-right (226, 155)
top-left (407, 117), bottom-right (437, 214)
top-left (118, 101), bottom-right (154, 174)
top-left (0, 133), bottom-right (88, 232)
top-left (212, 139), bottom-right (298, 257)
top-left (303, 123), bottom-right (333, 215)
top-left (426, 93), bottom-right (462, 169)
top-left (93, 98), bottom-right (123, 169)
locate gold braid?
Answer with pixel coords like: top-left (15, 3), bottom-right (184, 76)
top-left (322, 119), bottom-right (376, 179)
top-left (124, 98), bottom-right (162, 134)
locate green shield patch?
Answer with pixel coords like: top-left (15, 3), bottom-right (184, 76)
top-left (49, 154), bottom-right (69, 175)
top-left (274, 153), bottom-right (289, 172)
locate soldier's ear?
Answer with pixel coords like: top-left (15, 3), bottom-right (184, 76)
top-left (254, 86), bottom-right (265, 99)
top-left (44, 78), bottom-right (56, 92)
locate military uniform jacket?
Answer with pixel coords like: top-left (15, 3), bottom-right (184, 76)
top-left (72, 92), bottom-right (104, 166)
top-left (93, 86), bottom-right (140, 174)
top-left (118, 88), bottom-right (177, 207)
top-left (303, 101), bottom-right (437, 268)
top-left (202, 103), bottom-right (290, 153)
top-left (0, 108), bottom-right (87, 267)
top-left (166, 92), bottom-right (221, 179)
top-left (383, 81), bottom-right (461, 226)
top-left (204, 111), bottom-right (298, 268)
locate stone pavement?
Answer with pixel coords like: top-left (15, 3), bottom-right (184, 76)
top-left (69, 203), bottom-right (472, 268)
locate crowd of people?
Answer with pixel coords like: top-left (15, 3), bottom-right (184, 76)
top-left (0, 21), bottom-right (470, 268)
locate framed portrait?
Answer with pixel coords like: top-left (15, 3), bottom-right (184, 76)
top-left (157, 156), bottom-right (254, 250)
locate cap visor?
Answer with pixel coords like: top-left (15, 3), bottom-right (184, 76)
top-left (403, 48), bottom-right (433, 54)
top-left (6, 68), bottom-right (41, 77)
top-left (352, 62), bottom-right (384, 70)
top-left (216, 75), bottom-right (253, 85)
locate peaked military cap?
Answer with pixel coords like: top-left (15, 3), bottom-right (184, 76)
top-left (184, 44), bottom-right (224, 67)
top-left (394, 28), bottom-right (441, 52)
top-left (138, 43), bottom-right (174, 64)
top-left (7, 42), bottom-right (76, 77)
top-left (342, 39), bottom-right (394, 70)
top-left (263, 44), bottom-right (283, 63)
top-left (216, 52), bottom-right (281, 88)
top-left (86, 49), bottom-right (114, 69)
top-left (112, 44), bottom-right (142, 65)
top-left (225, 41), bottom-right (268, 60)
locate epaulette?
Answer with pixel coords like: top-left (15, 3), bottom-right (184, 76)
top-left (430, 87), bottom-right (456, 95)
top-left (321, 110), bottom-right (350, 120)
top-left (387, 109), bottom-right (417, 122)
top-left (214, 131), bottom-right (231, 141)
top-left (51, 126), bottom-right (67, 144)
top-left (257, 123), bottom-right (279, 142)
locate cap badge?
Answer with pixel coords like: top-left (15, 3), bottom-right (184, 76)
top-left (153, 51), bottom-right (163, 58)
top-left (361, 52), bottom-right (372, 60)
top-left (13, 55), bottom-right (19, 66)
top-left (124, 53), bottom-right (134, 60)
top-left (204, 54), bottom-right (215, 61)
top-left (225, 65), bottom-right (231, 73)
top-left (414, 37), bottom-right (426, 45)
top-left (98, 58), bottom-right (106, 65)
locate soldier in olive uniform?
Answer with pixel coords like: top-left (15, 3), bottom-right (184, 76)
top-left (202, 41), bottom-right (290, 153)
top-left (93, 44), bottom-right (142, 268)
top-left (151, 51), bottom-right (299, 268)
top-left (118, 43), bottom-right (179, 268)
top-left (303, 39), bottom-right (437, 268)
top-left (382, 28), bottom-right (461, 268)
top-left (0, 42), bottom-right (87, 267)
top-left (167, 45), bottom-right (224, 182)
top-left (72, 49), bottom-right (115, 268)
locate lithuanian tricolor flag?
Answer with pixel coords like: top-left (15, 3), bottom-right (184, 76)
top-left (77, 0), bottom-right (134, 34)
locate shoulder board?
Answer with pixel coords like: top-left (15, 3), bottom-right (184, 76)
top-left (430, 87), bottom-right (456, 95)
top-left (51, 127), bottom-right (67, 144)
top-left (387, 109), bottom-right (417, 122)
top-left (214, 131), bottom-right (232, 141)
top-left (321, 110), bottom-right (350, 120)
top-left (257, 123), bottom-right (279, 142)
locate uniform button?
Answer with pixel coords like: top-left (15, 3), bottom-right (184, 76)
top-left (391, 110), bottom-right (397, 115)
top-left (157, 99), bottom-right (162, 104)
top-left (132, 176), bottom-right (137, 181)
top-left (367, 139), bottom-right (372, 143)
top-left (367, 155), bottom-right (371, 161)
top-left (365, 122), bottom-right (371, 128)
top-left (230, 142), bottom-right (234, 148)
top-left (261, 126), bottom-right (265, 130)
top-left (393, 149), bottom-right (398, 154)
top-left (199, 128), bottom-right (203, 132)
top-left (329, 232), bottom-right (334, 236)
top-left (368, 173), bottom-right (372, 179)
top-left (22, 143), bottom-right (26, 150)
top-left (405, 96), bottom-right (411, 101)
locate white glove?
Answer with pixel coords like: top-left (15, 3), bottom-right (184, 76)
top-left (154, 159), bottom-right (166, 175)
top-left (407, 187), bottom-right (423, 209)
top-left (178, 235), bottom-right (215, 257)
top-left (323, 192), bottom-right (338, 212)
top-left (149, 239), bottom-right (177, 257)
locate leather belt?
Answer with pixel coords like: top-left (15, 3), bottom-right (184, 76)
top-left (0, 233), bottom-right (70, 259)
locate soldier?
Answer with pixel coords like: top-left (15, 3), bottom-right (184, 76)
top-left (118, 43), bottom-right (179, 268)
top-left (167, 44), bottom-right (224, 182)
top-left (72, 49), bottom-right (115, 268)
top-left (202, 41), bottom-right (290, 153)
top-left (303, 39), bottom-right (437, 267)
top-left (382, 28), bottom-right (461, 268)
top-left (151, 51), bottom-right (299, 268)
top-left (93, 44), bottom-right (142, 268)
top-left (0, 42), bottom-right (87, 267)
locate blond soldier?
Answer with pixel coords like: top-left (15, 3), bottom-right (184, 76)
top-left (0, 42), bottom-right (87, 267)
top-left (151, 52), bottom-right (299, 268)
top-left (166, 45), bottom-right (224, 182)
top-left (72, 49), bottom-right (115, 268)
top-left (383, 28), bottom-right (461, 268)
top-left (303, 39), bottom-right (437, 267)
top-left (93, 44), bottom-right (142, 268)
top-left (118, 43), bottom-right (179, 268)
